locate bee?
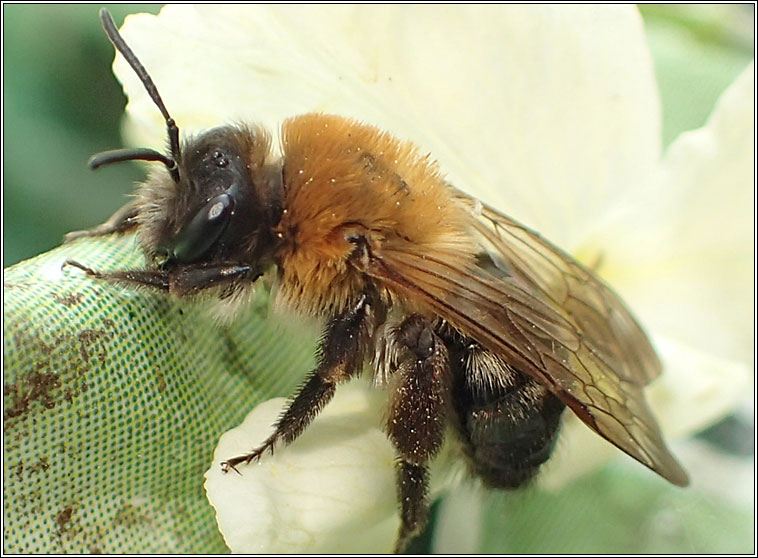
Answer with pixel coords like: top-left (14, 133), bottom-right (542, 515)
top-left (65, 9), bottom-right (689, 553)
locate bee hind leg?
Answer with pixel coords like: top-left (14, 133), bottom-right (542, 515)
top-left (386, 315), bottom-right (452, 553)
top-left (64, 201), bottom-right (140, 243)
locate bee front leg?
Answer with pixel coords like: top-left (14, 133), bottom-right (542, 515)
top-left (64, 201), bottom-right (140, 243)
top-left (62, 259), bottom-right (170, 291)
top-left (62, 260), bottom-right (255, 294)
top-left (221, 291), bottom-right (381, 472)
top-left (386, 315), bottom-right (452, 553)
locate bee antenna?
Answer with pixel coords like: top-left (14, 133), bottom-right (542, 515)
top-left (88, 147), bottom-right (180, 176)
top-left (99, 8), bottom-right (182, 182)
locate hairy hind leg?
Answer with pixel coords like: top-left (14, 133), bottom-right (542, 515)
top-left (385, 315), bottom-right (452, 553)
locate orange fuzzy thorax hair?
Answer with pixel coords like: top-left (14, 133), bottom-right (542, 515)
top-left (273, 113), bottom-right (476, 316)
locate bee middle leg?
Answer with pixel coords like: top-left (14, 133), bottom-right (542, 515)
top-left (386, 315), bottom-right (451, 553)
top-left (221, 291), bottom-right (382, 472)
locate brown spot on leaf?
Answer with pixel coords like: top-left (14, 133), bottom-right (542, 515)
top-left (4, 370), bottom-right (61, 420)
top-left (29, 456), bottom-right (50, 474)
top-left (154, 367), bottom-right (167, 393)
top-left (56, 505), bottom-right (75, 533)
top-left (51, 292), bottom-right (84, 308)
top-left (78, 329), bottom-right (112, 365)
top-left (4, 327), bottom-right (111, 428)
top-left (113, 500), bottom-right (152, 528)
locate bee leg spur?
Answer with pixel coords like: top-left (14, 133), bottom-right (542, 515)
top-left (386, 315), bottom-right (451, 553)
top-left (221, 292), bottom-right (380, 472)
top-left (64, 201), bottom-right (140, 243)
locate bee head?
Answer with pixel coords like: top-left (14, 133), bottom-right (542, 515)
top-left (89, 9), bottom-right (282, 273)
top-left (139, 125), bottom-right (282, 271)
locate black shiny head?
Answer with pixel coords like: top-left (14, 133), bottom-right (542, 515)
top-left (150, 125), bottom-right (282, 270)
top-left (89, 9), bottom-right (284, 276)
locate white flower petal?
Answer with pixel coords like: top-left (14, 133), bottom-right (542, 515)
top-left (591, 61), bottom-right (754, 366)
top-left (432, 484), bottom-right (484, 554)
top-left (538, 335), bottom-right (751, 490)
top-left (116, 6), bottom-right (405, 148)
top-left (359, 5), bottom-right (662, 249)
top-left (204, 381), bottom-right (398, 554)
top-left (116, 5), bottom-right (660, 248)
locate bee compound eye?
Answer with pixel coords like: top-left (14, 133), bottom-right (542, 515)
top-left (171, 193), bottom-right (235, 263)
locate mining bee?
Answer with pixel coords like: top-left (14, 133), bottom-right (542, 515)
top-left (64, 9), bottom-right (689, 553)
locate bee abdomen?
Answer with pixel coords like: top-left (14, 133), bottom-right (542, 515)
top-left (459, 385), bottom-right (565, 488)
top-left (440, 327), bottom-right (566, 489)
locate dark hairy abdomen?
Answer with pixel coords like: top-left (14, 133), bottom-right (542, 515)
top-left (439, 324), bottom-right (566, 489)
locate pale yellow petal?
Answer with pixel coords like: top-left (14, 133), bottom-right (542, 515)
top-left (204, 382), bottom-right (397, 554)
top-left (595, 62), bottom-right (754, 366)
top-left (115, 6), bottom-right (660, 249)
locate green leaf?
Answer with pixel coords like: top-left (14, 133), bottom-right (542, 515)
top-left (479, 463), bottom-right (754, 554)
top-left (3, 235), bottom-right (317, 553)
top-left (639, 5), bottom-right (754, 147)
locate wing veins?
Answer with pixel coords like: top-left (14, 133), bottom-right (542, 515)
top-left (368, 256), bottom-right (548, 374)
top-left (391, 250), bottom-right (580, 352)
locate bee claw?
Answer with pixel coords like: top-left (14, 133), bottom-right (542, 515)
top-left (64, 229), bottom-right (98, 243)
top-left (61, 259), bottom-right (77, 272)
top-left (220, 440), bottom-right (276, 474)
top-left (220, 461), bottom-right (242, 475)
top-left (62, 259), bottom-right (101, 277)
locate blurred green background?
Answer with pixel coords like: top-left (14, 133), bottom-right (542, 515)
top-left (2, 5), bottom-right (754, 267)
top-left (2, 4), bottom-right (755, 554)
top-left (3, 4), bottom-right (162, 267)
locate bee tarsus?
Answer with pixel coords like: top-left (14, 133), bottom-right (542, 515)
top-left (63, 201), bottom-right (141, 243)
top-left (220, 439), bottom-right (275, 474)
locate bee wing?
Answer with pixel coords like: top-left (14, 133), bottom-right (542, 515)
top-left (452, 189), bottom-right (664, 386)
top-left (366, 193), bottom-right (689, 487)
